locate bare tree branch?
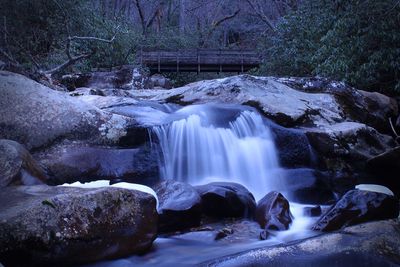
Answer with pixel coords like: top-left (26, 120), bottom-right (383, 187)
top-left (245, 0), bottom-right (277, 32)
top-left (133, 0), bottom-right (147, 35)
top-left (200, 9), bottom-right (241, 47)
top-left (42, 50), bottom-right (95, 75)
top-left (69, 34), bottom-right (117, 43)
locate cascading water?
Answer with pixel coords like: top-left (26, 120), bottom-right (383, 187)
top-left (88, 103), bottom-right (320, 267)
top-left (152, 104), bottom-right (284, 200)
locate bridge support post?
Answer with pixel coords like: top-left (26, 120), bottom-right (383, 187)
top-left (158, 51), bottom-right (161, 73)
top-left (197, 49), bottom-right (200, 74)
top-left (241, 51), bottom-right (244, 73)
top-left (219, 49), bottom-right (222, 74)
top-left (177, 51), bottom-right (180, 73)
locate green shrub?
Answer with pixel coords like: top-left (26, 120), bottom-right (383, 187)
top-left (259, 0), bottom-right (400, 95)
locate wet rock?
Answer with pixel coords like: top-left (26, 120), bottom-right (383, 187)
top-left (313, 189), bottom-right (399, 231)
top-left (0, 140), bottom-right (47, 187)
top-left (270, 125), bottom-right (315, 168)
top-left (154, 180), bottom-right (202, 233)
top-left (150, 74), bottom-right (172, 89)
top-left (60, 73), bottom-right (91, 91)
top-left (255, 191), bottom-right (292, 231)
top-left (131, 75), bottom-right (398, 132)
top-left (35, 143), bottom-right (159, 186)
top-left (283, 168), bottom-right (335, 204)
top-left (0, 71), bottom-right (141, 150)
top-left (214, 228), bottom-right (234, 241)
top-left (0, 185), bottom-right (158, 266)
top-left (305, 122), bottom-right (395, 180)
top-left (303, 205), bottom-right (322, 217)
top-left (195, 182), bottom-right (256, 218)
top-left (259, 230), bottom-right (271, 240)
top-left (202, 219), bottom-right (400, 267)
top-left (278, 77), bottom-right (398, 134)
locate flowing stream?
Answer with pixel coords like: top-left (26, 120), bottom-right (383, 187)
top-left (152, 104), bottom-right (284, 200)
top-left (88, 103), bottom-right (319, 267)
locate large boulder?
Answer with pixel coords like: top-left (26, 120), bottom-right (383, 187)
top-left (130, 74), bottom-right (397, 184)
top-left (131, 75), bottom-right (398, 132)
top-left (0, 139), bottom-right (46, 187)
top-left (154, 180), bottom-right (202, 233)
top-left (255, 191), bottom-right (292, 231)
top-left (35, 143), bottom-right (159, 186)
top-left (195, 182), bottom-right (256, 218)
top-left (0, 185), bottom-right (158, 266)
top-left (0, 71), bottom-right (144, 151)
top-left (201, 219), bottom-right (400, 267)
top-left (313, 189), bottom-right (399, 231)
top-left (304, 122), bottom-right (395, 180)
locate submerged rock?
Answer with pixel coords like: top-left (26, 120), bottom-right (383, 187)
top-left (0, 185), bottom-right (158, 266)
top-left (303, 205), bottom-right (322, 217)
top-left (313, 189), bottom-right (399, 231)
top-left (255, 191), bottom-right (292, 231)
top-left (195, 182), bottom-right (256, 218)
top-left (0, 139), bottom-right (46, 187)
top-left (154, 180), bottom-right (202, 233)
top-left (201, 219), bottom-right (400, 267)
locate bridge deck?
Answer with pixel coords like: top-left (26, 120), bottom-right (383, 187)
top-left (138, 49), bottom-right (260, 73)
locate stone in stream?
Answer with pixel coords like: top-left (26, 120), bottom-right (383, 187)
top-left (0, 139), bottom-right (47, 187)
top-left (154, 180), bottom-right (202, 233)
top-left (255, 191), bottom-right (292, 231)
top-left (0, 185), bottom-right (158, 266)
top-left (303, 205), bottom-right (322, 217)
top-left (195, 182), bottom-right (256, 219)
top-left (259, 230), bottom-right (271, 240)
top-left (313, 189), bottom-right (399, 231)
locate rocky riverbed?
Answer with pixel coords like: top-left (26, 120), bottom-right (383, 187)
top-left (0, 69), bottom-right (399, 266)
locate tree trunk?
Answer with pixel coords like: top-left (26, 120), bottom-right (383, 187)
top-left (179, 0), bottom-right (186, 34)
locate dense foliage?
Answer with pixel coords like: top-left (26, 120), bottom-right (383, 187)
top-left (0, 1), bottom-right (195, 75)
top-left (259, 0), bottom-right (400, 94)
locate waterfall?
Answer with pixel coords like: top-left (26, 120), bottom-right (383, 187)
top-left (152, 104), bottom-right (283, 200)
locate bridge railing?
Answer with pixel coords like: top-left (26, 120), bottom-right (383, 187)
top-left (137, 49), bottom-right (260, 73)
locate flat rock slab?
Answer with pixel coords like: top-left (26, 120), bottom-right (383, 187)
top-left (0, 185), bottom-right (157, 266)
top-left (201, 219), bottom-right (400, 267)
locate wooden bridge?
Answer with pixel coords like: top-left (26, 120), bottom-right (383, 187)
top-left (137, 49), bottom-right (261, 73)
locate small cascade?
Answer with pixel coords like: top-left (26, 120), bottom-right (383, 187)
top-left (152, 104), bottom-right (284, 200)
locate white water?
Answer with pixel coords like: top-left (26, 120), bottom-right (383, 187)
top-left (152, 104), bottom-right (284, 200)
top-left (86, 103), bottom-right (319, 267)
top-left (149, 103), bottom-right (316, 235)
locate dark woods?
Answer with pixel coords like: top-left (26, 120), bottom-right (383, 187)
top-left (0, 0), bottom-right (399, 94)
